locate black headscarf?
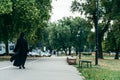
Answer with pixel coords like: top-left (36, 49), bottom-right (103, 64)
top-left (19, 32), bottom-right (25, 38)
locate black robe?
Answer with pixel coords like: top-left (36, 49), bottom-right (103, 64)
top-left (11, 36), bottom-right (29, 67)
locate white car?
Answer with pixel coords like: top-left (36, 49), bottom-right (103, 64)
top-left (28, 51), bottom-right (40, 57)
top-left (0, 43), bottom-right (5, 55)
top-left (40, 51), bottom-right (51, 57)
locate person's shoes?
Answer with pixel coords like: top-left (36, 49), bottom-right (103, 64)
top-left (22, 66), bottom-right (25, 69)
top-left (23, 67), bottom-right (25, 69)
top-left (19, 66), bottom-right (21, 69)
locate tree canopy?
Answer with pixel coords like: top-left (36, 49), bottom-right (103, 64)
top-left (71, 0), bottom-right (120, 59)
top-left (0, 0), bottom-right (52, 54)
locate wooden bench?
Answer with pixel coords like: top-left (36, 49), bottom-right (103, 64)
top-left (79, 60), bottom-right (92, 68)
top-left (67, 56), bottom-right (76, 65)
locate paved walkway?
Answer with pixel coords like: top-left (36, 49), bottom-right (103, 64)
top-left (0, 56), bottom-right (83, 80)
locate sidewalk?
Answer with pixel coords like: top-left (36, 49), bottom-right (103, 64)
top-left (0, 56), bottom-right (84, 80)
top-left (33, 56), bottom-right (84, 80)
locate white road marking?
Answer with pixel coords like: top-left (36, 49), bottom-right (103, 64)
top-left (0, 66), bottom-right (12, 70)
top-left (0, 59), bottom-right (40, 71)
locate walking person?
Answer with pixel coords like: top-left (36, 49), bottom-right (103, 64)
top-left (12, 32), bottom-right (29, 69)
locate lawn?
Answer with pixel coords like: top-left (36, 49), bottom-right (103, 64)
top-left (0, 56), bottom-right (40, 61)
top-left (76, 54), bottom-right (120, 80)
top-left (0, 56), bottom-right (10, 61)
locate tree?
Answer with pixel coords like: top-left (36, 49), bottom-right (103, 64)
top-left (0, 0), bottom-right (52, 54)
top-left (46, 22), bottom-right (71, 55)
top-left (0, 0), bottom-right (12, 15)
top-left (46, 17), bottom-right (92, 56)
top-left (0, 0), bottom-right (13, 54)
top-left (104, 21), bottom-right (120, 59)
top-left (58, 17), bottom-right (92, 55)
top-left (71, 0), bottom-right (113, 59)
top-left (103, 0), bottom-right (120, 59)
top-left (12, 0), bottom-right (41, 39)
top-left (29, 0), bottom-right (52, 47)
top-left (87, 32), bottom-right (96, 52)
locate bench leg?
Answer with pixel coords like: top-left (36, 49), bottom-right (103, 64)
top-left (79, 61), bottom-right (80, 67)
top-left (79, 61), bottom-right (92, 68)
top-left (87, 63), bottom-right (88, 68)
top-left (90, 63), bottom-right (92, 67)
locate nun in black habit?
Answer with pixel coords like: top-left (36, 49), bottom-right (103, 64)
top-left (11, 32), bottom-right (29, 69)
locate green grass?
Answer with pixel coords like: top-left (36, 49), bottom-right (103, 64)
top-left (0, 56), bottom-right (10, 61)
top-left (76, 54), bottom-right (120, 80)
top-left (78, 67), bottom-right (120, 80)
top-left (0, 56), bottom-right (40, 61)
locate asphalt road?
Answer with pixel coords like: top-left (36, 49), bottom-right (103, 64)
top-left (0, 56), bottom-right (83, 80)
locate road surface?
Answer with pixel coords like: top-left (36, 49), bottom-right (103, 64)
top-left (0, 56), bottom-right (83, 80)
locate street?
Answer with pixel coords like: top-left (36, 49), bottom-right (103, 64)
top-left (0, 56), bottom-right (83, 80)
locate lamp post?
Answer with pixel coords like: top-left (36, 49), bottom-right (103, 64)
top-left (77, 24), bottom-right (83, 67)
top-left (77, 31), bottom-right (81, 58)
top-left (77, 32), bottom-right (81, 67)
top-left (95, 0), bottom-right (99, 65)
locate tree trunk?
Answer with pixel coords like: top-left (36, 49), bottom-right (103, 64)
top-left (93, 11), bottom-right (111, 59)
top-left (68, 46), bottom-right (71, 55)
top-left (63, 48), bottom-right (67, 56)
top-left (114, 52), bottom-right (119, 59)
top-left (75, 47), bottom-right (79, 56)
top-left (98, 35), bottom-right (103, 59)
top-left (98, 19), bottom-right (110, 59)
top-left (114, 48), bottom-right (119, 59)
top-left (5, 41), bottom-right (9, 55)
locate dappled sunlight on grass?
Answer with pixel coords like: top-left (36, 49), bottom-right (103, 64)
top-left (76, 54), bottom-right (120, 80)
top-left (77, 54), bottom-right (120, 70)
top-left (99, 58), bottom-right (120, 71)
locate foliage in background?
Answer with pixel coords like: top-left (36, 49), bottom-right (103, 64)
top-left (0, 0), bottom-right (52, 54)
top-left (45, 17), bottom-right (92, 55)
top-left (104, 21), bottom-right (120, 59)
top-left (71, 0), bottom-right (120, 59)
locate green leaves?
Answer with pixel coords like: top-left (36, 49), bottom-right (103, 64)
top-left (11, 0), bottom-right (52, 42)
top-left (46, 22), bottom-right (71, 50)
top-left (0, 0), bottom-right (52, 47)
top-left (45, 16), bottom-right (92, 52)
top-left (0, 0), bottom-right (12, 14)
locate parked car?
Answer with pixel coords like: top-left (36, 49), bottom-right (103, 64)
top-left (40, 51), bottom-right (51, 57)
top-left (8, 43), bottom-right (15, 56)
top-left (0, 43), bottom-right (5, 56)
top-left (109, 52), bottom-right (120, 55)
top-left (0, 42), bottom-right (15, 56)
top-left (28, 50), bottom-right (40, 57)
